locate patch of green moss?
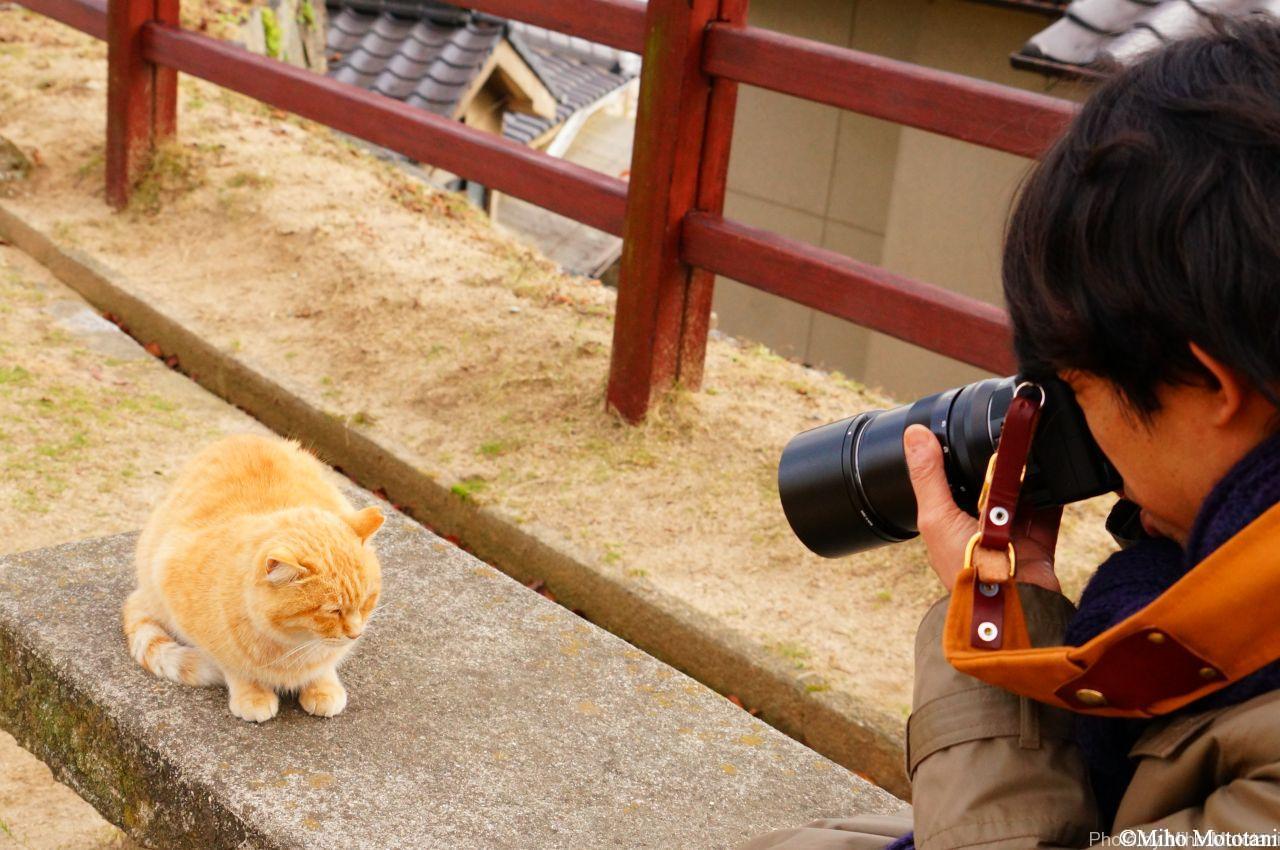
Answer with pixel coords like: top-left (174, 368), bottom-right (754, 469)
top-left (130, 142), bottom-right (208, 216)
top-left (41, 327), bottom-right (71, 346)
top-left (769, 641), bottom-right (810, 670)
top-left (36, 432), bottom-right (89, 459)
top-left (75, 147), bottom-right (104, 182)
top-left (746, 343), bottom-right (785, 364)
top-left (261, 7), bottom-right (282, 59)
top-left (225, 171), bottom-right (272, 190)
top-left (0, 365), bottom-right (31, 386)
top-left (0, 631), bottom-right (243, 846)
top-left (451, 477), bottom-right (487, 503)
top-left (297, 0), bottom-right (316, 30)
top-left (12, 482), bottom-right (60, 513)
top-left (50, 220), bottom-right (78, 246)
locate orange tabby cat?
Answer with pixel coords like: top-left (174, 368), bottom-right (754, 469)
top-left (124, 433), bottom-right (383, 722)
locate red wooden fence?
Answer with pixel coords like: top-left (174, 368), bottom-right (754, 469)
top-left (14, 0), bottom-right (1078, 421)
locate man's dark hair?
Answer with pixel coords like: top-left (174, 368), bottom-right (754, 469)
top-left (1002, 15), bottom-right (1280, 416)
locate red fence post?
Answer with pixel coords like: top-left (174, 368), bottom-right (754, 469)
top-left (606, 0), bottom-right (748, 422)
top-left (677, 0), bottom-right (748, 393)
top-left (106, 0), bottom-right (177, 208)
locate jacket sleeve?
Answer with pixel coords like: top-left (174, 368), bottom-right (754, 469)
top-left (908, 585), bottom-right (1101, 849)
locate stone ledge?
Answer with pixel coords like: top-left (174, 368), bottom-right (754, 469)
top-left (0, 520), bottom-right (899, 849)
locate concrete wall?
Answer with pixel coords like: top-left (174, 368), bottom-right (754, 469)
top-left (711, 0), bottom-right (1086, 399)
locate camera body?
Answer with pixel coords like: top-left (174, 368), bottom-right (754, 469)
top-left (778, 376), bottom-right (1120, 557)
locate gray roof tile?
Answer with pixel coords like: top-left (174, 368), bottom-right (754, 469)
top-left (507, 20), bottom-right (641, 75)
top-left (327, 4), bottom-right (502, 116)
top-left (1016, 0), bottom-right (1280, 76)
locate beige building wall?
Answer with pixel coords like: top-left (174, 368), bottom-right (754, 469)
top-left (712, 0), bottom-right (1086, 399)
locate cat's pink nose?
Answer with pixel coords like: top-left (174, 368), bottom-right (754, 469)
top-left (343, 624), bottom-right (363, 639)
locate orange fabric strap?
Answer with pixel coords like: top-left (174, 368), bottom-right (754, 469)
top-left (945, 490), bottom-right (1280, 718)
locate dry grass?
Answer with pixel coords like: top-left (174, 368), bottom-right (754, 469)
top-left (0, 4), bottom-right (1117, 737)
top-left (0, 246), bottom-right (253, 553)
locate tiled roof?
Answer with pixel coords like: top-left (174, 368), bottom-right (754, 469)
top-left (970, 0), bottom-right (1070, 14)
top-left (325, 0), bottom-right (638, 145)
top-left (1015, 0), bottom-right (1280, 77)
top-left (327, 3), bottom-right (503, 114)
top-left (503, 25), bottom-right (639, 144)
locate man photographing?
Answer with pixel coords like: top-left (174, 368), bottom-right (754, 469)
top-left (750, 14), bottom-right (1280, 849)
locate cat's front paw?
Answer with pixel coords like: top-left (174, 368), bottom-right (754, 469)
top-left (229, 688), bottom-right (279, 723)
top-left (300, 679), bottom-right (348, 717)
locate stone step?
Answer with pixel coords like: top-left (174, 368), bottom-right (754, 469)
top-left (0, 512), bottom-right (899, 849)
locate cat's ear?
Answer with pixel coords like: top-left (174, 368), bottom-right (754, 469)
top-left (265, 553), bottom-right (307, 586)
top-left (346, 506), bottom-right (384, 543)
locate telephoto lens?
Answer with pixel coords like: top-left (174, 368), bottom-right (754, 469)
top-left (778, 376), bottom-right (1119, 558)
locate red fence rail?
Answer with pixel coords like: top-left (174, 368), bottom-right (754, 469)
top-left (14, 0), bottom-right (1077, 421)
top-left (701, 24), bottom-right (1074, 160)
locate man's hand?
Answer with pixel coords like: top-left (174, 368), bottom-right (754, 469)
top-left (903, 425), bottom-right (1063, 594)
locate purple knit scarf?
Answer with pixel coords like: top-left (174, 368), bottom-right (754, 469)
top-left (887, 432), bottom-right (1280, 849)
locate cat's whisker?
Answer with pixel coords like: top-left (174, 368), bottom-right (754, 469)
top-left (266, 642), bottom-right (317, 667)
top-left (364, 599), bottom-right (402, 626)
top-left (266, 638), bottom-right (326, 667)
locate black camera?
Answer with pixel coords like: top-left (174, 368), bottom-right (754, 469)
top-left (778, 376), bottom-right (1121, 557)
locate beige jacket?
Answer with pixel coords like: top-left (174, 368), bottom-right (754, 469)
top-left (743, 586), bottom-right (1280, 849)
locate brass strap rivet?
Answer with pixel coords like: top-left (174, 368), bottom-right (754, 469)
top-left (1147, 632), bottom-right (1166, 645)
top-left (1199, 667), bottom-right (1219, 680)
top-left (977, 621), bottom-right (999, 642)
top-left (977, 582), bottom-right (999, 598)
top-left (1075, 688), bottom-right (1108, 707)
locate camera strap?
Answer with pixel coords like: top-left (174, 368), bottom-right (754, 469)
top-left (943, 381), bottom-right (1280, 717)
top-left (956, 383), bottom-right (1045, 651)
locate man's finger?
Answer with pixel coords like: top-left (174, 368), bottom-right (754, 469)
top-left (903, 425), bottom-right (965, 530)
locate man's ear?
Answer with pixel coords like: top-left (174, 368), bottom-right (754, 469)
top-left (265, 552), bottom-right (306, 586)
top-left (1189, 342), bottom-right (1248, 427)
top-left (346, 506), bottom-right (384, 543)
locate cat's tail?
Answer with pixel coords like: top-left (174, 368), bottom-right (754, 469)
top-left (123, 590), bottom-right (223, 687)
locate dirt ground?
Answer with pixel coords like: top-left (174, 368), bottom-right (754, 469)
top-left (0, 243), bottom-right (267, 845)
top-left (0, 3), bottom-right (1121, 824)
top-left (0, 6), bottom-right (1119, 731)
